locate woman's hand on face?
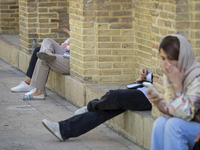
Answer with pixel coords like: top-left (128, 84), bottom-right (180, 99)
top-left (163, 62), bottom-right (185, 91)
top-left (148, 89), bottom-right (163, 104)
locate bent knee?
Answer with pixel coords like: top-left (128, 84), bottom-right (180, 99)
top-left (165, 117), bottom-right (182, 131)
top-left (164, 117), bottom-right (185, 138)
top-left (153, 116), bottom-right (167, 129)
top-left (42, 38), bottom-right (54, 45)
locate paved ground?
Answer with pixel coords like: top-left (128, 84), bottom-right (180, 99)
top-left (0, 58), bottom-right (144, 150)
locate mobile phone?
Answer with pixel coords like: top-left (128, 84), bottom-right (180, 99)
top-left (126, 83), bottom-right (143, 89)
top-left (143, 82), bottom-right (161, 97)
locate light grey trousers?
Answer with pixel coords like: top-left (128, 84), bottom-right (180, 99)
top-left (31, 38), bottom-right (70, 91)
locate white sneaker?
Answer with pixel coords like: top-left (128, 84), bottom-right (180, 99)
top-left (11, 81), bottom-right (33, 92)
top-left (74, 106), bottom-right (88, 115)
top-left (25, 88), bottom-right (36, 95)
top-left (42, 119), bottom-right (63, 141)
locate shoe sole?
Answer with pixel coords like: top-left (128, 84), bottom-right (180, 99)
top-left (11, 87), bottom-right (34, 92)
top-left (42, 120), bottom-right (63, 142)
top-left (23, 97), bottom-right (46, 100)
top-left (22, 94), bottom-right (46, 100)
top-left (11, 90), bottom-right (32, 92)
top-left (37, 52), bottom-right (56, 61)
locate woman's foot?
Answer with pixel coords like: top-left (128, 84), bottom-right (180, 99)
top-left (23, 88), bottom-right (45, 100)
top-left (32, 88), bottom-right (44, 96)
top-left (25, 88), bottom-right (47, 96)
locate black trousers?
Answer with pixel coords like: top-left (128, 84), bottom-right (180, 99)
top-left (26, 47), bottom-right (41, 78)
top-left (59, 89), bottom-right (152, 140)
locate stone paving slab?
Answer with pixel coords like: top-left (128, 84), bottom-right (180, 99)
top-left (0, 58), bottom-right (144, 150)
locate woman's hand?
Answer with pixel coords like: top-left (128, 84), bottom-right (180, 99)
top-left (135, 68), bottom-right (147, 82)
top-left (139, 68), bottom-right (148, 80)
top-left (147, 89), bottom-right (168, 113)
top-left (163, 62), bottom-right (185, 92)
top-left (61, 28), bottom-right (70, 36)
top-left (148, 89), bottom-right (163, 105)
top-left (134, 68), bottom-right (148, 83)
top-left (61, 43), bottom-right (68, 50)
top-left (195, 132), bottom-right (200, 143)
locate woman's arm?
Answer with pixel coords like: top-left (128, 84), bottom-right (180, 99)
top-left (61, 28), bottom-right (70, 36)
top-left (147, 89), bottom-right (168, 114)
top-left (159, 75), bottom-right (200, 121)
top-left (149, 61), bottom-right (185, 115)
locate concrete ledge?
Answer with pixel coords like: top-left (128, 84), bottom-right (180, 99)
top-left (0, 35), bottom-right (19, 68)
top-left (65, 75), bottom-right (86, 106)
top-left (0, 35), bottom-right (153, 150)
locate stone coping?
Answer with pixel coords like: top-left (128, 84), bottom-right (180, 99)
top-left (0, 35), bottom-right (19, 48)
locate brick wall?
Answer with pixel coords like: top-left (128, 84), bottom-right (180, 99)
top-left (19, 0), bottom-right (69, 53)
top-left (134, 0), bottom-right (155, 78)
top-left (188, 0), bottom-right (200, 60)
top-left (97, 0), bottom-right (135, 84)
top-left (69, 0), bottom-right (97, 83)
top-left (0, 0), bottom-right (19, 34)
top-left (70, 0), bottom-right (135, 84)
top-left (3, 0), bottom-right (199, 84)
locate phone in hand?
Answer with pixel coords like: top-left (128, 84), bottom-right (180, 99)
top-left (143, 82), bottom-right (161, 98)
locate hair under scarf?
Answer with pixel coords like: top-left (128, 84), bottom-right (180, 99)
top-left (162, 34), bottom-right (200, 90)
